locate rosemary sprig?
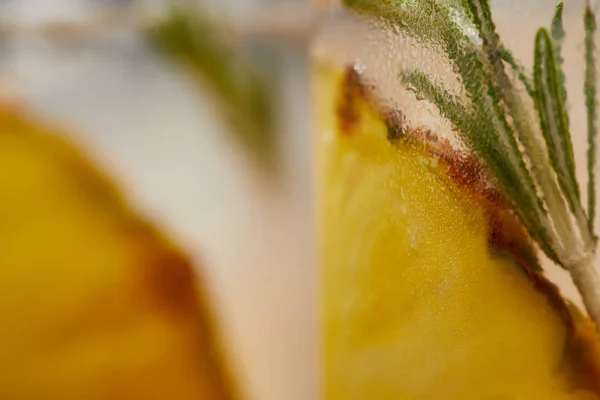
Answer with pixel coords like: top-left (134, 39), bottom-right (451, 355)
top-left (344, 0), bottom-right (600, 330)
top-left (345, 0), bottom-right (558, 261)
top-left (466, 0), bottom-right (581, 258)
top-left (400, 68), bottom-right (561, 263)
top-left (148, 7), bottom-right (277, 169)
top-left (546, 3), bottom-right (587, 234)
top-left (533, 28), bottom-right (584, 232)
top-left (585, 2), bottom-right (598, 234)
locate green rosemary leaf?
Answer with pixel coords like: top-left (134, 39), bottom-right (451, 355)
top-left (551, 1), bottom-right (568, 106)
top-left (585, 3), bottom-right (598, 234)
top-left (551, 1), bottom-right (565, 43)
top-left (550, 0), bottom-right (571, 159)
top-left (533, 28), bottom-right (582, 223)
top-left (499, 46), bottom-right (534, 97)
top-left (400, 70), bottom-right (470, 131)
top-left (148, 8), bottom-right (277, 168)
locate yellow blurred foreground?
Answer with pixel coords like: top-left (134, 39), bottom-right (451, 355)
top-left (0, 104), bottom-right (236, 399)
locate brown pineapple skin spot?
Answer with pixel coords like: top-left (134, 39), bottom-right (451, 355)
top-left (336, 67), bottom-right (376, 135)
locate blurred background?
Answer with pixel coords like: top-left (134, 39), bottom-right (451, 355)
top-left (0, 1), bottom-right (319, 399)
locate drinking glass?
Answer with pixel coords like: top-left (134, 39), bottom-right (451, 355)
top-left (311, 0), bottom-right (600, 398)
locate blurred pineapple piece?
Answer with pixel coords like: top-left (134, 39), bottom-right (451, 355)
top-left (0, 104), bottom-right (237, 400)
top-left (316, 65), bottom-right (600, 399)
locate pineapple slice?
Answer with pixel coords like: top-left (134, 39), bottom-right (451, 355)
top-left (316, 65), bottom-right (600, 399)
top-left (0, 105), bottom-right (237, 399)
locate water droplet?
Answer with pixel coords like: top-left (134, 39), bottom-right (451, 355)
top-left (353, 60), bottom-right (366, 75)
top-left (409, 234), bottom-right (418, 249)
